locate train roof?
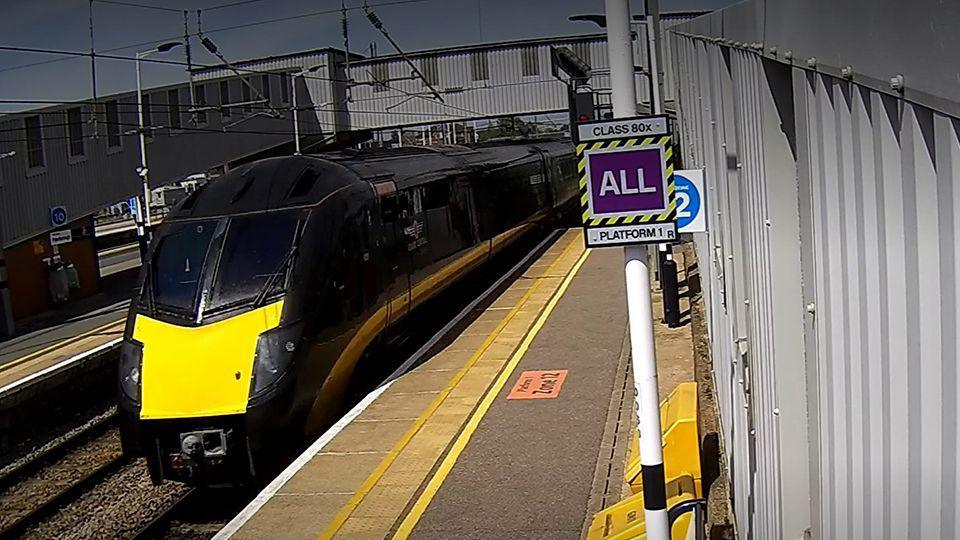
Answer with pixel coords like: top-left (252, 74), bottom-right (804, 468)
top-left (165, 139), bottom-right (574, 221)
top-left (322, 139), bottom-right (573, 188)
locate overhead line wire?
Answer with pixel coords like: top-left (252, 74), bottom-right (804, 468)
top-left (91, 0), bottom-right (182, 13)
top-left (202, 0), bottom-right (268, 11)
top-left (0, 105), bottom-right (477, 124)
top-left (0, 0), bottom-right (428, 75)
top-left (0, 45), bottom-right (344, 83)
top-left (200, 0), bottom-right (427, 35)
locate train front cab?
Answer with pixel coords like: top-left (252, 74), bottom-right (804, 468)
top-left (116, 207), bottom-right (311, 484)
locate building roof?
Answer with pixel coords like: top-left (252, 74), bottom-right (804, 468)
top-left (632, 9), bottom-right (711, 20)
top-left (190, 47), bottom-right (364, 76)
top-left (347, 33), bottom-right (609, 66)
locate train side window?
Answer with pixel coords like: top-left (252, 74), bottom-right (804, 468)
top-left (411, 187), bottom-right (423, 216)
top-left (423, 181), bottom-right (449, 209)
top-left (380, 194), bottom-right (399, 220)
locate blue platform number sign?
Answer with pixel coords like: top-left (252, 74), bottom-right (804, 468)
top-left (49, 205), bottom-right (68, 227)
top-left (128, 197), bottom-right (139, 219)
top-left (674, 169), bottom-right (706, 233)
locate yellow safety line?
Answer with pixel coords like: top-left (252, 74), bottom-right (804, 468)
top-left (392, 248), bottom-right (593, 539)
top-left (318, 235), bottom-right (580, 539)
top-left (0, 318), bottom-right (124, 374)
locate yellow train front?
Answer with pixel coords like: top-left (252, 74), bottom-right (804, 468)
top-left (118, 141), bottom-right (578, 485)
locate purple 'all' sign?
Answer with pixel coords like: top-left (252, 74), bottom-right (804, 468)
top-left (586, 147), bottom-right (667, 217)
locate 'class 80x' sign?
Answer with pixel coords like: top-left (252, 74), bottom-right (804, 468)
top-left (575, 115), bottom-right (677, 248)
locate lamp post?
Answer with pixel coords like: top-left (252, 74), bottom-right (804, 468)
top-left (135, 41), bottom-right (181, 258)
top-left (291, 64), bottom-right (323, 155)
top-left (574, 3), bottom-right (671, 538)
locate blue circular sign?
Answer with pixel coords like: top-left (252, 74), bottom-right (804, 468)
top-left (50, 206), bottom-right (68, 227)
top-left (674, 174), bottom-right (700, 230)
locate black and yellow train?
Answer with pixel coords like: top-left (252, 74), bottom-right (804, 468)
top-left (118, 140), bottom-right (577, 485)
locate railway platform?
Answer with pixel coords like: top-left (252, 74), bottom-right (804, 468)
top-left (0, 300), bottom-right (125, 399)
top-left (216, 228), bottom-right (698, 540)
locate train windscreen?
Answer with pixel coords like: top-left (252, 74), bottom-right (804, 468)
top-left (149, 220), bottom-right (218, 314)
top-left (205, 212), bottom-right (301, 313)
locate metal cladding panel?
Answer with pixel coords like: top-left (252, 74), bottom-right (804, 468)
top-left (718, 0), bottom-right (764, 45)
top-left (673, 21), bottom-right (960, 540)
top-left (674, 0), bottom-right (960, 118)
top-left (346, 38), bottom-right (607, 129)
top-left (193, 51), bottom-right (337, 132)
top-left (633, 19), bottom-right (691, 106)
top-left (0, 109), bottom-right (141, 245)
top-left (192, 51), bottom-right (331, 82)
top-left (345, 33), bottom-right (687, 130)
top-left (676, 36), bottom-right (755, 538)
top-left (797, 73), bottom-right (960, 540)
top-left (0, 78), bottom-right (306, 246)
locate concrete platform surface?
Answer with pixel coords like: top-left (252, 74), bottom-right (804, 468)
top-left (0, 301), bottom-right (125, 392)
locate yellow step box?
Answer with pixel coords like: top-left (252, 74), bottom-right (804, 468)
top-left (586, 474), bottom-right (699, 540)
top-left (587, 382), bottom-right (701, 540)
top-left (625, 382), bottom-right (701, 496)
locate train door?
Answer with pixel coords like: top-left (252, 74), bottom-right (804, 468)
top-left (531, 147), bottom-right (557, 210)
top-left (403, 185), bottom-right (431, 285)
top-left (373, 181), bottom-right (412, 324)
top-left (421, 178), bottom-right (471, 262)
top-left (356, 206), bottom-right (378, 315)
top-left (465, 171), bottom-right (497, 242)
top-left (452, 177), bottom-right (480, 247)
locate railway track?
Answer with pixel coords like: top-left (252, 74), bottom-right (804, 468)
top-left (0, 408), bottom-right (117, 488)
top-left (0, 408), bottom-right (126, 539)
top-left (0, 404), bottom-right (252, 540)
top-left (130, 486), bottom-right (262, 540)
top-left (131, 488), bottom-right (199, 539)
top-left (0, 406), bottom-right (187, 539)
top-left (0, 454), bottom-right (130, 539)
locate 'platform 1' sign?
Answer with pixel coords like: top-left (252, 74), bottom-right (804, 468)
top-left (575, 115), bottom-right (677, 248)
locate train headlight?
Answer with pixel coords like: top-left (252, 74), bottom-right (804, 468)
top-left (250, 323), bottom-right (303, 398)
top-left (119, 339), bottom-right (144, 404)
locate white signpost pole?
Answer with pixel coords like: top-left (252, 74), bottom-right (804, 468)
top-left (604, 0), bottom-right (669, 538)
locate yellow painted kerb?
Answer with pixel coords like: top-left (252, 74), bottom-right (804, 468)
top-left (135, 300), bottom-right (284, 419)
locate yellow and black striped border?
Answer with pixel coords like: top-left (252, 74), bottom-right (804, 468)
top-left (576, 135), bottom-right (676, 227)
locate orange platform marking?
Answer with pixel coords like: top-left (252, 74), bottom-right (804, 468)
top-left (507, 369), bottom-right (569, 400)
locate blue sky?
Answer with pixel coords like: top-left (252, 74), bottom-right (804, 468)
top-left (0, 0), bottom-right (735, 112)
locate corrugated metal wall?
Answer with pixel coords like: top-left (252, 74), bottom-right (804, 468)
top-left (675, 38), bottom-right (803, 538)
top-left (346, 22), bottom-right (694, 130)
top-left (0, 66), bottom-right (321, 246)
top-left (348, 38), bottom-right (617, 129)
top-left (794, 70), bottom-right (960, 540)
top-left (194, 49), bottom-right (339, 132)
top-left (672, 6), bottom-right (960, 539)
